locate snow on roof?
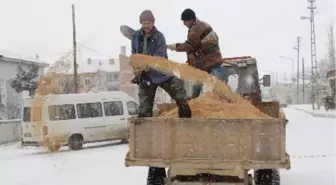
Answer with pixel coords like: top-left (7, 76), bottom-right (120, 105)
top-left (0, 51), bottom-right (49, 67)
top-left (54, 58), bottom-right (120, 74)
top-left (221, 56), bottom-right (256, 66)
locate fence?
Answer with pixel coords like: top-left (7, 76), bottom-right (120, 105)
top-left (0, 119), bottom-right (21, 145)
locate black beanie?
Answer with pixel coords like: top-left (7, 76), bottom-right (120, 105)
top-left (181, 8), bottom-right (196, 21)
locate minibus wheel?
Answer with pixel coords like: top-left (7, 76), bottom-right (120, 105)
top-left (68, 134), bottom-right (83, 150)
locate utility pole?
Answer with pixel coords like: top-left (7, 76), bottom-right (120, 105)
top-left (309, 0), bottom-right (319, 109)
top-left (72, 4), bottom-right (78, 93)
top-left (327, 25), bottom-right (335, 68)
top-left (294, 36), bottom-right (301, 103)
top-left (301, 0), bottom-right (319, 109)
top-left (302, 58), bottom-right (305, 103)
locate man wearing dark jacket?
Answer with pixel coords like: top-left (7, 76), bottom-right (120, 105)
top-left (131, 10), bottom-right (192, 185)
top-left (167, 8), bottom-right (227, 99)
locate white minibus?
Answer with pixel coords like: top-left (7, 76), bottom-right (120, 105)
top-left (21, 91), bottom-right (139, 150)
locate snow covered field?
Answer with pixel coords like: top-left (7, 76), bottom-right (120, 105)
top-left (0, 107), bottom-right (335, 185)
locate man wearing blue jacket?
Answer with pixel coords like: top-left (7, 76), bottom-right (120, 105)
top-left (131, 10), bottom-right (192, 185)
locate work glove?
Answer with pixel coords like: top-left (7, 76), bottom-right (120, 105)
top-left (167, 44), bottom-right (177, 51)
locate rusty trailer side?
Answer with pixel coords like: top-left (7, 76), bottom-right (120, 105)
top-left (125, 117), bottom-right (290, 171)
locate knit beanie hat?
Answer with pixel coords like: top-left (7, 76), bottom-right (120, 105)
top-left (139, 10), bottom-right (155, 23)
top-left (181, 8), bottom-right (196, 21)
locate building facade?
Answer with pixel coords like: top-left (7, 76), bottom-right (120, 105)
top-left (0, 55), bottom-right (48, 119)
top-left (53, 70), bottom-right (120, 93)
top-left (62, 57), bottom-right (121, 92)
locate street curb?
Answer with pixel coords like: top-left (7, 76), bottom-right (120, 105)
top-left (291, 107), bottom-right (336, 119)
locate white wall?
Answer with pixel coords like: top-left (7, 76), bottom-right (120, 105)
top-left (0, 119), bottom-right (21, 145)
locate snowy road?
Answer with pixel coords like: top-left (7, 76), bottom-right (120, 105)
top-left (0, 107), bottom-right (335, 185)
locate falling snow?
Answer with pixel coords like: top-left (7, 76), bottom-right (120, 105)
top-left (0, 107), bottom-right (335, 185)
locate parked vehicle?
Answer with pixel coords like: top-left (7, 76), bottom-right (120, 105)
top-left (21, 91), bottom-right (139, 151)
top-left (324, 95), bottom-right (335, 111)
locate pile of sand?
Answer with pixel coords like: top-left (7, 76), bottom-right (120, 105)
top-left (160, 92), bottom-right (269, 119)
top-left (129, 54), bottom-right (270, 119)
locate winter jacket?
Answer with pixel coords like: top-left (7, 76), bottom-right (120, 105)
top-left (131, 27), bottom-right (172, 84)
top-left (176, 20), bottom-right (222, 72)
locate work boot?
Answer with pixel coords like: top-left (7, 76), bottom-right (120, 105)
top-left (178, 103), bottom-right (192, 118)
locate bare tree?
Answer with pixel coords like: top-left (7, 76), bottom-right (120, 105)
top-left (54, 72), bottom-right (99, 94)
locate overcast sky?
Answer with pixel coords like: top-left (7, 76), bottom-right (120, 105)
top-left (0, 0), bottom-right (334, 78)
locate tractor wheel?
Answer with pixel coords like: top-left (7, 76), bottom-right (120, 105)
top-left (146, 167), bottom-right (166, 185)
top-left (254, 169), bottom-right (280, 185)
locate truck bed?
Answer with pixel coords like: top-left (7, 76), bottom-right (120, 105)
top-left (125, 116), bottom-right (290, 170)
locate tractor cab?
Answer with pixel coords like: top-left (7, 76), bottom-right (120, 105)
top-left (221, 56), bottom-right (270, 104)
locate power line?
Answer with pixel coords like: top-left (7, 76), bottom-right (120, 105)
top-left (79, 44), bottom-right (112, 58)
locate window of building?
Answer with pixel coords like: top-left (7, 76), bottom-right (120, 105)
top-left (126, 101), bottom-right (139, 115)
top-left (107, 86), bottom-right (119, 91)
top-left (109, 59), bottom-right (114, 65)
top-left (107, 75), bottom-right (112, 81)
top-left (48, 104), bottom-right (76, 121)
top-left (76, 102), bottom-right (103, 118)
top-left (103, 101), bottom-right (123, 116)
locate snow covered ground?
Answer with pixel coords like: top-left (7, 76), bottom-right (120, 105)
top-left (0, 107), bottom-right (335, 185)
top-left (280, 107), bottom-right (335, 184)
top-left (291, 104), bottom-right (336, 118)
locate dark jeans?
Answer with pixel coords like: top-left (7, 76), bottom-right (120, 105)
top-left (138, 75), bottom-right (191, 185)
top-left (191, 65), bottom-right (228, 99)
top-left (138, 75), bottom-right (192, 118)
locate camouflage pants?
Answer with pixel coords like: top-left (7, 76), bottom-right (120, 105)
top-left (138, 75), bottom-right (191, 118)
top-left (138, 75), bottom-right (191, 185)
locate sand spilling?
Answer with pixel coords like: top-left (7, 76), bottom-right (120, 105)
top-left (30, 52), bottom-right (76, 152)
top-left (129, 54), bottom-right (269, 118)
top-left (130, 54), bottom-right (246, 104)
top-left (160, 92), bottom-right (270, 118)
